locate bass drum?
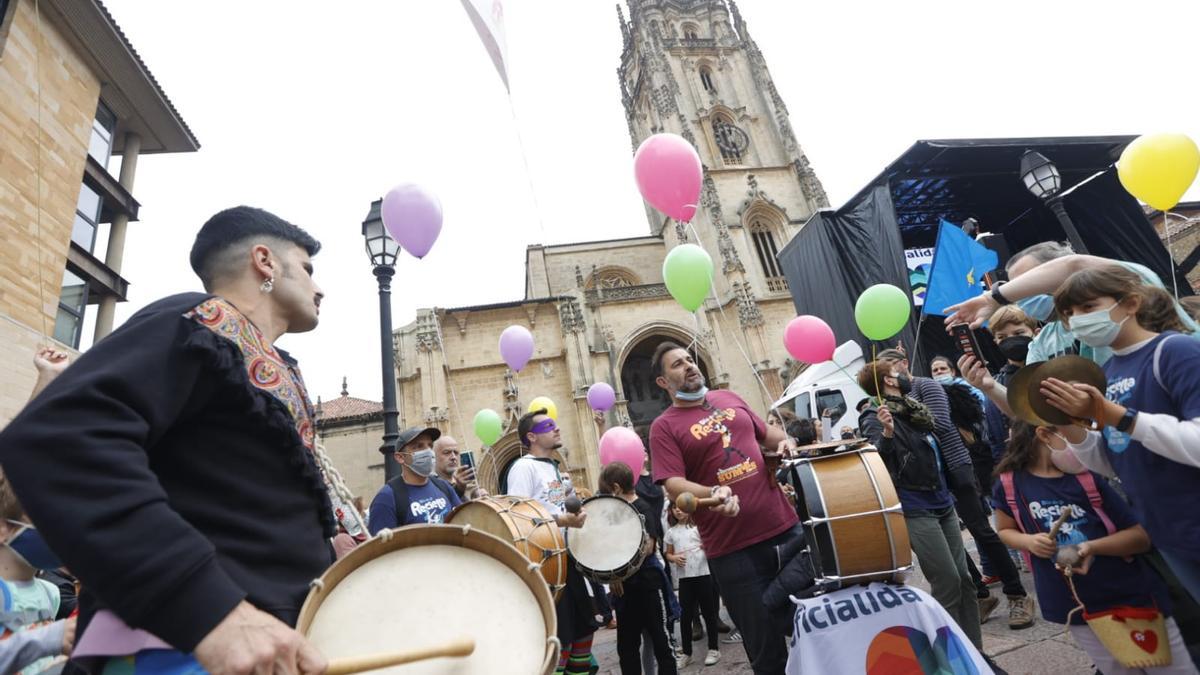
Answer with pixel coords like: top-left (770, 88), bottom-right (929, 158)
top-left (298, 524), bottom-right (559, 674)
top-left (784, 448), bottom-right (911, 590)
top-left (448, 496), bottom-right (567, 599)
top-left (567, 495), bottom-right (648, 584)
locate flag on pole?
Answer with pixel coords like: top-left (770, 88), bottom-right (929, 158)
top-left (922, 219), bottom-right (999, 316)
top-left (460, 0), bottom-right (510, 92)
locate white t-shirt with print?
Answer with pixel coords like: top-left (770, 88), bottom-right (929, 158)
top-left (664, 523), bottom-right (709, 579)
top-left (506, 455), bottom-right (574, 516)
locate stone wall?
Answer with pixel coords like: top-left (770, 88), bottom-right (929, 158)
top-left (0, 0), bottom-right (101, 427)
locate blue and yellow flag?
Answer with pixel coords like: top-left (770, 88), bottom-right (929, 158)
top-left (922, 220), bottom-right (999, 317)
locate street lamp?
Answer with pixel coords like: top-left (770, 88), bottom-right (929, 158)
top-left (362, 199), bottom-right (402, 481)
top-left (1019, 149), bottom-right (1088, 254)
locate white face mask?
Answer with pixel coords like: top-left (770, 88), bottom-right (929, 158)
top-left (933, 374), bottom-right (954, 384)
top-left (1068, 303), bottom-right (1129, 348)
top-left (1046, 432), bottom-right (1086, 474)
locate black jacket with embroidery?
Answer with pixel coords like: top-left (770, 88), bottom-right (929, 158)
top-left (0, 293), bottom-right (334, 651)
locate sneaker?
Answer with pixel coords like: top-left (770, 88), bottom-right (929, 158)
top-left (704, 649), bottom-right (721, 666)
top-left (722, 629), bottom-right (742, 644)
top-left (977, 595), bottom-right (1000, 624)
top-left (1007, 594), bottom-right (1036, 629)
top-left (676, 654), bottom-right (692, 669)
top-left (980, 575), bottom-right (1002, 587)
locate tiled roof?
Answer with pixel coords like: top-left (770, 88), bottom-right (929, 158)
top-left (317, 395), bottom-right (383, 422)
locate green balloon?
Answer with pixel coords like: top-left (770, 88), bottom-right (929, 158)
top-left (663, 244), bottom-right (714, 313)
top-left (473, 408), bottom-right (503, 446)
top-left (855, 283), bottom-right (911, 340)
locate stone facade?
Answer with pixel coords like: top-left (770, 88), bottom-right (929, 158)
top-left (1147, 201), bottom-right (1200, 293)
top-left (0, 0), bottom-right (196, 426)
top-left (0, 0), bottom-right (101, 424)
top-left (340, 0), bottom-right (825, 496)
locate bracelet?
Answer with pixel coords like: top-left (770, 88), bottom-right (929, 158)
top-left (710, 485), bottom-right (721, 497)
top-left (990, 283), bottom-right (1012, 306)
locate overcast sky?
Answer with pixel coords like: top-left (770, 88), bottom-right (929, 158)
top-left (96, 0), bottom-right (1200, 403)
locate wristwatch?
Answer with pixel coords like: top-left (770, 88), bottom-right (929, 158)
top-left (1116, 407), bottom-right (1138, 433)
top-left (990, 282), bottom-right (1012, 306)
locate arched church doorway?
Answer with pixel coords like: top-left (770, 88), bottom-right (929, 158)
top-left (619, 334), bottom-right (712, 448)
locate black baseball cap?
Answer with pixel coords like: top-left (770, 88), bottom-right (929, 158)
top-left (387, 426), bottom-right (442, 454)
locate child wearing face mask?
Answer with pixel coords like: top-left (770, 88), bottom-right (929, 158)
top-left (0, 477), bottom-right (75, 675)
top-left (993, 422), bottom-right (1196, 673)
top-left (1040, 264), bottom-right (1200, 604)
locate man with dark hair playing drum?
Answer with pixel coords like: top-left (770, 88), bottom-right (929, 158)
top-left (648, 341), bottom-right (801, 674)
top-left (509, 409), bottom-right (603, 675)
top-left (600, 461), bottom-right (678, 675)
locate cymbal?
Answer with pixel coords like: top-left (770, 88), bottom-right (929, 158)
top-left (1006, 363), bottom-right (1050, 426)
top-left (1027, 355), bottom-right (1106, 425)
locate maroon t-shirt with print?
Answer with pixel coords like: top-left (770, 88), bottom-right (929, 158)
top-left (650, 389), bottom-right (798, 559)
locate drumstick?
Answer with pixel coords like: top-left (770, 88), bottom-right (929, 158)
top-left (676, 492), bottom-right (723, 514)
top-left (326, 638), bottom-right (476, 675)
top-left (1048, 507), bottom-right (1073, 540)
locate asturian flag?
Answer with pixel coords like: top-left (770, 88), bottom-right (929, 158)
top-left (461, 0), bottom-right (510, 92)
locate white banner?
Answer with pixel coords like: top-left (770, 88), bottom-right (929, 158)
top-left (460, 0), bottom-right (509, 92)
top-left (905, 247), bottom-right (934, 307)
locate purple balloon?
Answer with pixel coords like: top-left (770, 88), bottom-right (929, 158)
top-left (499, 325), bottom-right (535, 372)
top-left (587, 382), bottom-right (616, 412)
top-left (381, 183), bottom-right (443, 259)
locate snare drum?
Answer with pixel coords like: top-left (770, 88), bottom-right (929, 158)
top-left (298, 524), bottom-right (559, 674)
top-left (448, 496), bottom-right (567, 597)
top-left (785, 448), bottom-right (911, 589)
top-left (567, 495), bottom-right (649, 583)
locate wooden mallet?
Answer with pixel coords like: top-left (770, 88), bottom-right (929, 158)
top-left (326, 638), bottom-right (476, 675)
top-left (676, 492), bottom-right (723, 514)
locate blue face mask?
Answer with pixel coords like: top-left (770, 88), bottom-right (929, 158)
top-left (933, 374), bottom-right (954, 384)
top-left (675, 386), bottom-right (708, 402)
top-left (5, 521), bottom-right (63, 571)
top-left (1016, 294), bottom-right (1054, 323)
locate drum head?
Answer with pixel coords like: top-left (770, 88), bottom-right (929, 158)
top-left (299, 525), bottom-right (557, 674)
top-left (568, 496), bottom-right (643, 572)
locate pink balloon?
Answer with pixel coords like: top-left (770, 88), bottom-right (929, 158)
top-left (784, 315), bottom-right (836, 364)
top-left (499, 325), bottom-right (535, 372)
top-left (381, 183), bottom-right (443, 259)
top-left (587, 382), bottom-right (616, 412)
top-left (599, 427), bottom-right (647, 473)
top-left (633, 133), bottom-right (702, 222)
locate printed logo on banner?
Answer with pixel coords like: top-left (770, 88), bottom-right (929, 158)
top-left (865, 625), bottom-right (978, 675)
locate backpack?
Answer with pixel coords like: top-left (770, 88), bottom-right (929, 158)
top-left (388, 475), bottom-right (456, 525)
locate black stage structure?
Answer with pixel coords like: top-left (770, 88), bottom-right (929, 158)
top-left (777, 136), bottom-right (1194, 375)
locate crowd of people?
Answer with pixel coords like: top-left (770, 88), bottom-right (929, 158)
top-left (0, 203), bottom-right (1198, 675)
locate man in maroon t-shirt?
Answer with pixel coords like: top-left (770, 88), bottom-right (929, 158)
top-left (649, 341), bottom-right (802, 674)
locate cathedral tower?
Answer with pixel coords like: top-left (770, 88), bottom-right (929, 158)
top-left (617, 0), bottom-right (828, 396)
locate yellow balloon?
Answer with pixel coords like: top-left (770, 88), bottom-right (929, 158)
top-left (1117, 133), bottom-right (1200, 211)
top-left (528, 396), bottom-right (558, 420)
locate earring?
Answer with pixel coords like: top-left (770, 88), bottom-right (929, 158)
top-left (260, 277), bottom-right (274, 293)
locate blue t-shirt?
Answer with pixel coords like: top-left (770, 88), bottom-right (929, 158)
top-left (993, 472), bottom-right (1170, 624)
top-left (367, 478), bottom-right (461, 535)
top-left (1099, 332), bottom-right (1200, 559)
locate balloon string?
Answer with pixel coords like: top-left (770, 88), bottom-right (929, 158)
top-left (1163, 211), bottom-right (1181, 301)
top-left (431, 312), bottom-right (468, 440)
top-left (505, 89), bottom-right (547, 240)
top-left (683, 221), bottom-right (774, 403)
top-left (872, 344), bottom-right (884, 407)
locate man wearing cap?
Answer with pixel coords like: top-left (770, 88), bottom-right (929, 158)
top-left (367, 427), bottom-right (461, 534)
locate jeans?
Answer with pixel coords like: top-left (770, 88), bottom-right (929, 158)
top-left (948, 463), bottom-right (1027, 598)
top-left (905, 505), bottom-right (983, 649)
top-left (708, 525), bottom-right (804, 674)
top-left (678, 575), bottom-right (721, 655)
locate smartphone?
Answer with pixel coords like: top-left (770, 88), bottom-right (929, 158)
top-left (460, 451), bottom-right (476, 470)
top-left (951, 323), bottom-right (984, 361)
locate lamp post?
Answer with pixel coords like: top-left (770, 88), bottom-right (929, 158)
top-left (362, 200), bottom-right (402, 481)
top-left (1019, 149), bottom-right (1089, 254)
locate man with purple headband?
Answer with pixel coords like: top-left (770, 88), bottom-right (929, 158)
top-left (506, 408), bottom-right (602, 675)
